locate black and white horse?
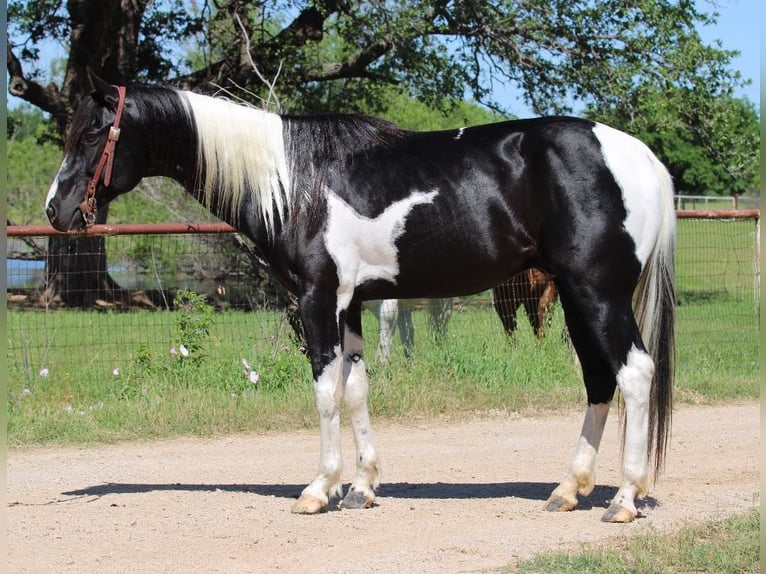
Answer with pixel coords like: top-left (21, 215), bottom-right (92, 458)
top-left (45, 77), bottom-right (675, 523)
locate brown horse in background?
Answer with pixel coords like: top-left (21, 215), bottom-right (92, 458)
top-left (492, 269), bottom-right (558, 338)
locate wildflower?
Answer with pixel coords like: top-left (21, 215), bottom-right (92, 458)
top-left (169, 347), bottom-right (177, 355)
top-left (19, 388), bottom-right (31, 398)
top-left (241, 358), bottom-right (252, 371)
top-left (178, 344), bottom-right (189, 357)
top-left (248, 371), bottom-right (260, 385)
top-left (64, 404), bottom-right (73, 414)
top-left (39, 367), bottom-right (49, 377)
top-left (112, 367), bottom-right (120, 377)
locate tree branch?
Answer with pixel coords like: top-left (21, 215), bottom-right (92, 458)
top-left (7, 45), bottom-right (61, 114)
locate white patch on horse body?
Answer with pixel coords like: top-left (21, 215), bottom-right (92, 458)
top-left (45, 155), bottom-right (71, 211)
top-left (592, 123), bottom-right (662, 267)
top-left (180, 91), bottom-right (290, 234)
top-left (324, 189), bottom-right (439, 319)
top-left (454, 127), bottom-right (465, 140)
top-left (616, 345), bottom-right (654, 497)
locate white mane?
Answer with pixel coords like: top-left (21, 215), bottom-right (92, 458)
top-left (181, 91), bottom-right (290, 235)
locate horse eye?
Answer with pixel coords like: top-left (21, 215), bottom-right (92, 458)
top-left (82, 129), bottom-right (101, 145)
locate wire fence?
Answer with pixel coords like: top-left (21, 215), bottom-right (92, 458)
top-left (7, 211), bottom-right (760, 387)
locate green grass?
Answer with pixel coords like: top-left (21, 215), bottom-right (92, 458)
top-left (7, 292), bottom-right (758, 446)
top-left (509, 508), bottom-right (760, 574)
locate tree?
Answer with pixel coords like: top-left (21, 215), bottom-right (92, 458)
top-left (7, 0), bottom-right (756, 306)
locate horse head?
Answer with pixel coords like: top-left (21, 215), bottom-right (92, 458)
top-left (45, 73), bottom-right (147, 231)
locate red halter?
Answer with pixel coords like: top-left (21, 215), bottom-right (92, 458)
top-left (80, 85), bottom-right (127, 227)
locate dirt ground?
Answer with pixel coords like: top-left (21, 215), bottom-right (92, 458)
top-left (7, 401), bottom-right (760, 573)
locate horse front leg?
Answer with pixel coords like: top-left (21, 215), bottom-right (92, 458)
top-left (340, 310), bottom-right (381, 509)
top-left (292, 290), bottom-right (345, 515)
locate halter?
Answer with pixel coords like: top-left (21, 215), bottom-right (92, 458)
top-left (80, 85), bottom-right (127, 227)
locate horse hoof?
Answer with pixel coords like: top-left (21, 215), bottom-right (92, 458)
top-left (291, 494), bottom-right (327, 515)
top-left (340, 490), bottom-right (374, 510)
top-left (601, 503), bottom-right (636, 523)
top-left (543, 495), bottom-right (577, 512)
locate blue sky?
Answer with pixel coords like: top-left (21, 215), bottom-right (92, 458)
top-left (695, 0), bottom-right (760, 105)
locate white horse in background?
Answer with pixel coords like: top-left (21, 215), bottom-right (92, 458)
top-left (365, 298), bottom-right (453, 362)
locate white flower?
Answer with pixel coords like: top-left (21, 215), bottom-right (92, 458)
top-left (169, 347), bottom-right (177, 355)
top-left (20, 388), bottom-right (31, 398)
top-left (248, 371), bottom-right (260, 385)
top-left (39, 367), bottom-right (49, 377)
top-left (112, 367), bottom-right (120, 377)
top-left (179, 344), bottom-right (189, 357)
top-left (241, 358), bottom-right (252, 370)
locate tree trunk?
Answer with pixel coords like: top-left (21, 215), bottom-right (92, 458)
top-left (44, 205), bottom-right (124, 307)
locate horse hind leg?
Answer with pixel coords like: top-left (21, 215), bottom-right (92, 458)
top-left (544, 282), bottom-right (652, 523)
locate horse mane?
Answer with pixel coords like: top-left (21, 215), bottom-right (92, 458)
top-left (180, 91), bottom-right (291, 236)
top-left (179, 90), bottom-right (411, 235)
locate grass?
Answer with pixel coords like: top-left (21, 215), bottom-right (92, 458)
top-left (509, 508), bottom-right (760, 574)
top-left (6, 292), bottom-right (758, 446)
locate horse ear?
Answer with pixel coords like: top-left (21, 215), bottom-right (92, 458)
top-left (88, 69), bottom-right (120, 110)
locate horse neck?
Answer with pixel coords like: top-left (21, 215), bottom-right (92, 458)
top-left (139, 87), bottom-right (199, 189)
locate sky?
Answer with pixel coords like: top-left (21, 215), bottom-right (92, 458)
top-left (8, 0), bottom-right (761, 115)
top-left (694, 0), bottom-right (760, 105)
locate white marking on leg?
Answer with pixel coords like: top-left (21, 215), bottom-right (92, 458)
top-left (342, 327), bottom-right (380, 506)
top-left (300, 346), bottom-right (344, 505)
top-left (323, 188), bottom-right (438, 319)
top-left (547, 402), bottom-right (610, 509)
top-left (613, 345), bottom-right (655, 514)
top-left (570, 402), bottom-right (610, 495)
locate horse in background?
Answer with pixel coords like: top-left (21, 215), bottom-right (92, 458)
top-left (373, 268), bottom-right (557, 364)
top-left (492, 269), bottom-right (559, 338)
top-left (365, 298), bottom-right (453, 362)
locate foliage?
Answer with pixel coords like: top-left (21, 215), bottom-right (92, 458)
top-left (8, 1), bottom-right (753, 124)
top-left (173, 289), bottom-right (216, 357)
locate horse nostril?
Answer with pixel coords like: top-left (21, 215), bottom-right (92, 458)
top-left (46, 204), bottom-right (57, 222)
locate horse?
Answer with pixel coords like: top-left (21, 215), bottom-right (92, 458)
top-left (45, 75), bottom-right (675, 523)
top-left (365, 298), bottom-right (453, 362)
top-left (492, 269), bottom-right (559, 338)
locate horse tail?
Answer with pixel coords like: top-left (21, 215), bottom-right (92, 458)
top-left (633, 153), bottom-right (676, 477)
